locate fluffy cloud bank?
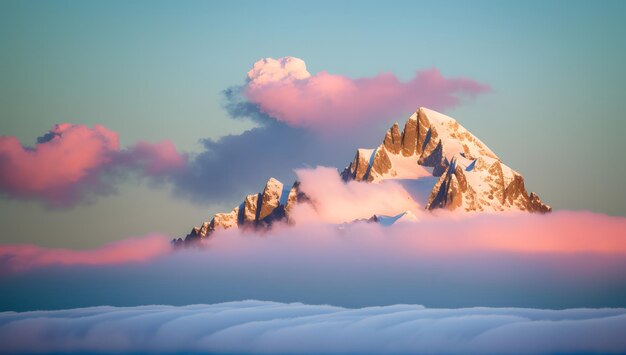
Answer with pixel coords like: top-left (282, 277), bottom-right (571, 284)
top-left (1, 300), bottom-right (625, 353)
top-left (3, 211), bottom-right (625, 275)
top-left (244, 57), bottom-right (490, 131)
top-left (0, 124), bottom-right (186, 206)
top-left (2, 211), bottom-right (626, 311)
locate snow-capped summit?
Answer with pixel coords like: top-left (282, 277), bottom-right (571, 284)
top-left (174, 107), bottom-right (550, 245)
top-left (341, 107), bottom-right (551, 213)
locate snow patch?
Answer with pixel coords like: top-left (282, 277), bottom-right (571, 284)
top-left (397, 177), bottom-right (440, 206)
top-left (376, 210), bottom-right (419, 226)
top-left (421, 107), bottom-right (498, 161)
top-left (384, 150), bottom-right (433, 180)
top-left (376, 212), bottom-right (407, 226)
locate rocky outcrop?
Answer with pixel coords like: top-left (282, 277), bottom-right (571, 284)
top-left (416, 108), bottom-right (430, 155)
top-left (529, 192), bottom-right (552, 213)
top-left (341, 149), bottom-right (373, 181)
top-left (285, 181), bottom-right (304, 216)
top-left (370, 148), bottom-right (392, 178)
top-left (426, 159), bottom-right (475, 211)
top-left (401, 117), bottom-right (418, 157)
top-left (425, 156), bottom-right (551, 213)
top-left (211, 207), bottom-right (239, 231)
top-left (174, 178), bottom-right (307, 245)
top-left (383, 123), bottom-right (402, 154)
top-left (419, 123), bottom-right (440, 163)
top-left (242, 194), bottom-right (259, 223)
top-left (258, 178), bottom-right (283, 220)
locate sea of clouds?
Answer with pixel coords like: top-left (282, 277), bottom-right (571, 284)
top-left (2, 300), bottom-right (625, 353)
top-left (2, 168), bottom-right (626, 352)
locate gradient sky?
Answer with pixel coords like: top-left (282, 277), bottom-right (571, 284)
top-left (1, 0), bottom-right (625, 248)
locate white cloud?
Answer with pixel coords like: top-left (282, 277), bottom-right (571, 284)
top-left (247, 57), bottom-right (311, 87)
top-left (1, 301), bottom-right (625, 353)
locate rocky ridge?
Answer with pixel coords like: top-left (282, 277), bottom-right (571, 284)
top-left (172, 178), bottom-right (305, 246)
top-left (174, 107), bottom-right (550, 245)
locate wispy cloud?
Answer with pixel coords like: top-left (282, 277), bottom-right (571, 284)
top-left (0, 234), bottom-right (170, 273)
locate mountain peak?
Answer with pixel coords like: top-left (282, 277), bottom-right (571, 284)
top-left (174, 107), bottom-right (550, 245)
top-left (173, 177), bottom-right (305, 246)
top-left (342, 107), bottom-right (550, 213)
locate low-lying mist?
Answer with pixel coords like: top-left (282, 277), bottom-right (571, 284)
top-left (2, 209), bottom-right (625, 311)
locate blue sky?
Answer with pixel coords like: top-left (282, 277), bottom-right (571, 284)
top-left (1, 0), bottom-right (625, 248)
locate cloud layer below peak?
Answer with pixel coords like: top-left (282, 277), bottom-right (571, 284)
top-left (2, 209), bottom-right (626, 311)
top-left (1, 300), bottom-right (625, 354)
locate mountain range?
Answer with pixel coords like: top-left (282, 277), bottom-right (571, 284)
top-left (173, 107), bottom-right (550, 245)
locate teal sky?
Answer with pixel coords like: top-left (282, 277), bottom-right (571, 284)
top-left (1, 0), bottom-right (625, 248)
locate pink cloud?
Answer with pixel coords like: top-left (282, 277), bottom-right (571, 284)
top-left (0, 234), bottom-right (171, 273)
top-left (292, 166), bottom-right (422, 223)
top-left (382, 211), bottom-right (626, 255)
top-left (0, 124), bottom-right (119, 202)
top-left (285, 167), bottom-right (626, 255)
top-left (121, 140), bottom-right (187, 175)
top-left (244, 57), bottom-right (490, 131)
top-left (1, 211), bottom-right (625, 277)
top-left (203, 211), bottom-right (626, 257)
top-left (0, 124), bottom-right (187, 206)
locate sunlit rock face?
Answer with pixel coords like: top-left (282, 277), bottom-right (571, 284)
top-left (176, 178), bottom-right (306, 245)
top-left (175, 107), bottom-right (550, 246)
top-left (343, 107), bottom-right (550, 213)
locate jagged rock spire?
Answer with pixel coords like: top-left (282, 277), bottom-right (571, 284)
top-left (176, 178), bottom-right (306, 245)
